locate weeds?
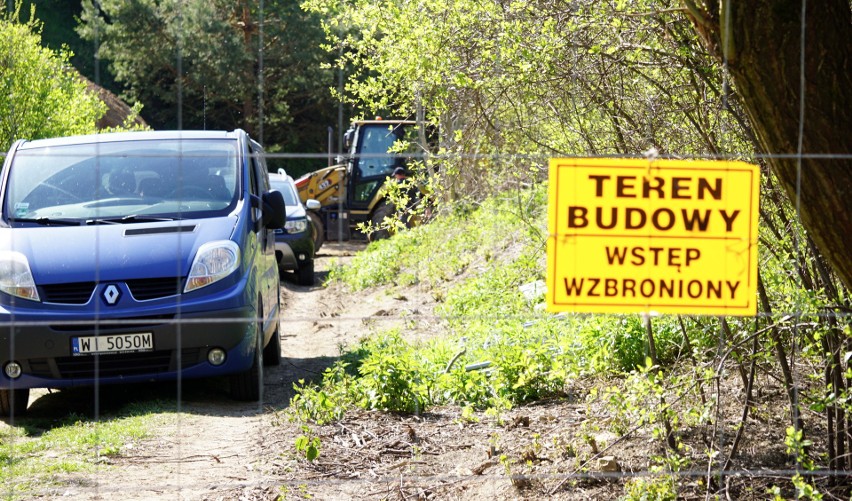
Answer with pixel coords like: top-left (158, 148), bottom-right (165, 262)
top-left (291, 185), bottom-right (711, 420)
top-left (288, 179), bottom-right (851, 498)
top-left (294, 425), bottom-right (321, 462)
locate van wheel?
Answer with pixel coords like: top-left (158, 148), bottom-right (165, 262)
top-left (0, 388), bottom-right (30, 417)
top-left (297, 259), bottom-right (315, 286)
top-left (263, 317), bottom-right (281, 367)
top-left (368, 202), bottom-right (394, 242)
top-left (229, 305), bottom-right (264, 401)
top-left (307, 212), bottom-right (324, 254)
top-left (230, 341), bottom-right (262, 401)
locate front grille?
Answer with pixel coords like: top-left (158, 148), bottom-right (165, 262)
top-left (49, 314), bottom-right (175, 332)
top-left (41, 282), bottom-right (96, 304)
top-left (28, 359), bottom-right (52, 377)
top-left (39, 278), bottom-right (184, 305)
top-left (127, 277), bottom-right (183, 301)
top-left (29, 348), bottom-right (203, 379)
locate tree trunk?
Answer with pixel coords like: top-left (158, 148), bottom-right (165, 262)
top-left (684, 0), bottom-right (852, 289)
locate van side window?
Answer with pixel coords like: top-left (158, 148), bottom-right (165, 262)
top-left (249, 140), bottom-right (270, 194)
top-left (248, 145), bottom-right (260, 197)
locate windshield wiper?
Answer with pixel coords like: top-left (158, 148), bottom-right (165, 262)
top-left (7, 217), bottom-right (82, 226)
top-left (86, 215), bottom-right (181, 225)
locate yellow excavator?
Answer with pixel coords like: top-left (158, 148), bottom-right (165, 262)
top-left (295, 119), bottom-right (434, 251)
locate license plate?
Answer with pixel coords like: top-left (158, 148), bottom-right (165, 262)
top-left (72, 333), bottom-right (154, 356)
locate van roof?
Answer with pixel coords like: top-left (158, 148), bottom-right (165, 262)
top-left (16, 130), bottom-right (245, 150)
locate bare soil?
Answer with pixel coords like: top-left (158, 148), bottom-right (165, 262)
top-left (9, 242), bottom-right (818, 500)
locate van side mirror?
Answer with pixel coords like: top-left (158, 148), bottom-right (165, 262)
top-left (261, 191), bottom-right (286, 229)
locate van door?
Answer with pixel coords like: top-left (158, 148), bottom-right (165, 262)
top-left (248, 140), bottom-right (280, 341)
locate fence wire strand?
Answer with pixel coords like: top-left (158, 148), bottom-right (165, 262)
top-left (2, 1), bottom-right (850, 500)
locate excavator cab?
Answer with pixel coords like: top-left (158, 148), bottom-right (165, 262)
top-left (295, 119), bottom-right (435, 250)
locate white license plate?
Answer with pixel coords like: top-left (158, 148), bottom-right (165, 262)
top-left (72, 333), bottom-right (154, 356)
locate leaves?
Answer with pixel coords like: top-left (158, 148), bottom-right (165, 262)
top-left (0, 4), bottom-right (105, 149)
top-left (303, 0), bottom-right (751, 202)
top-left (294, 427), bottom-right (321, 461)
top-left (77, 0), bottom-right (336, 170)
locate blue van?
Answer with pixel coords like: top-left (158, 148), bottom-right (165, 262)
top-left (0, 130), bottom-right (286, 415)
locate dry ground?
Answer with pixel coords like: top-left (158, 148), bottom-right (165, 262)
top-left (6, 241), bottom-right (818, 500)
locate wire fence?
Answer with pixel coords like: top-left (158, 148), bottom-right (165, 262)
top-left (0, 148), bottom-right (846, 500)
top-left (1, 1), bottom-right (851, 500)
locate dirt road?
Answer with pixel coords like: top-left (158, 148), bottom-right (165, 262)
top-left (25, 241), bottom-right (368, 500)
top-left (22, 241), bottom-right (604, 500)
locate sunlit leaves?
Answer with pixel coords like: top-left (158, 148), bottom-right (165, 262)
top-left (0, 5), bottom-right (104, 149)
top-left (302, 0), bottom-right (752, 202)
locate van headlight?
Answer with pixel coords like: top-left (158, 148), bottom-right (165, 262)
top-left (185, 241), bottom-right (240, 293)
top-left (284, 217), bottom-right (308, 233)
top-left (0, 251), bottom-right (40, 301)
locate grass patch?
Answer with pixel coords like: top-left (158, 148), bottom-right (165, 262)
top-left (0, 401), bottom-right (174, 499)
top-left (328, 189), bottom-right (546, 292)
top-left (291, 183), bottom-right (721, 423)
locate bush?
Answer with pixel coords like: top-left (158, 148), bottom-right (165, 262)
top-left (291, 183), bottom-right (723, 421)
top-left (0, 4), bottom-right (105, 150)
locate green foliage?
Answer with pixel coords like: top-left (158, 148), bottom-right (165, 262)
top-left (293, 182), bottom-right (712, 420)
top-left (622, 474), bottom-right (677, 501)
top-left (356, 166), bottom-right (439, 242)
top-left (784, 426), bottom-right (815, 471)
top-left (576, 315), bottom-right (708, 373)
top-left (0, 3), bottom-right (105, 150)
top-left (303, 0), bottom-right (752, 201)
top-left (289, 363), bottom-right (355, 425)
top-left (354, 332), bottom-right (431, 413)
top-left (331, 185), bottom-right (546, 292)
top-left (21, 0), bottom-right (111, 89)
top-left (768, 474), bottom-right (824, 501)
top-left (78, 0), bottom-right (336, 169)
top-left (327, 235), bottom-right (412, 290)
top-left (294, 425), bottom-right (321, 462)
top-left (0, 411), bottom-right (156, 496)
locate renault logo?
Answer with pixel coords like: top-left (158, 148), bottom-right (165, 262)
top-left (102, 284), bottom-right (121, 305)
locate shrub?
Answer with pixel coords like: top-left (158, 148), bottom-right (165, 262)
top-left (0, 4), bottom-right (105, 150)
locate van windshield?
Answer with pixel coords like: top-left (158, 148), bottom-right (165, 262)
top-left (4, 139), bottom-right (239, 224)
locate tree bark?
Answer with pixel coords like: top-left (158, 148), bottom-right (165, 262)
top-left (684, 0), bottom-right (852, 289)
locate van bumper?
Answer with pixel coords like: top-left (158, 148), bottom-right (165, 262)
top-left (0, 305), bottom-right (258, 389)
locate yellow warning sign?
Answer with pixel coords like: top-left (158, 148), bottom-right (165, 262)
top-left (547, 158), bottom-right (759, 315)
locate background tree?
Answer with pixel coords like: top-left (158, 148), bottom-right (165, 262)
top-left (680, 0), bottom-right (852, 290)
top-left (0, 4), bottom-right (105, 150)
top-left (303, 0), bottom-right (754, 196)
top-left (306, 0), bottom-right (850, 286)
top-left (304, 0), bottom-right (852, 476)
top-left (78, 0), bottom-right (338, 175)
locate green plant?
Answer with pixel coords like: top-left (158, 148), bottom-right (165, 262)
top-left (784, 426), bottom-right (815, 471)
top-left (622, 474), bottom-right (677, 501)
top-left (0, 2), bottom-right (105, 150)
top-left (294, 426), bottom-right (321, 462)
top-left (768, 475), bottom-right (824, 501)
top-left (356, 332), bottom-right (431, 413)
top-left (289, 363), bottom-right (355, 425)
top-left (459, 406), bottom-right (479, 423)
